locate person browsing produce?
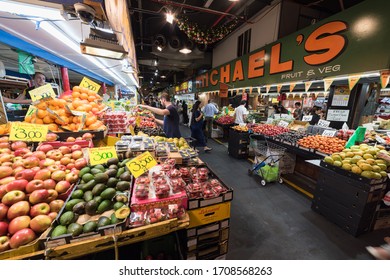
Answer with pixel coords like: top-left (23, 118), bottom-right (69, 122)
top-left (190, 100), bottom-right (212, 152)
top-left (203, 99), bottom-right (219, 139)
top-left (234, 100), bottom-right (249, 125)
top-left (138, 91), bottom-right (181, 138)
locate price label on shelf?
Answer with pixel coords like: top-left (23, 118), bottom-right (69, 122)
top-left (79, 77), bottom-right (101, 93)
top-left (126, 151), bottom-right (157, 178)
top-left (278, 120), bottom-right (289, 128)
top-left (29, 84), bottom-right (56, 102)
top-left (317, 119), bottom-right (331, 127)
top-left (88, 146), bottom-right (118, 165)
top-left (302, 115), bottom-right (313, 122)
top-left (322, 130), bottom-right (337, 137)
top-left (9, 122), bottom-right (48, 142)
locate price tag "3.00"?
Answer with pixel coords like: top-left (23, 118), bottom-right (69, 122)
top-left (88, 146), bottom-right (118, 165)
top-left (126, 151), bottom-right (157, 178)
top-left (9, 122), bottom-right (48, 142)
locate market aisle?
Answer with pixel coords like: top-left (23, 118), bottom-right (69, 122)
top-left (180, 126), bottom-right (388, 260)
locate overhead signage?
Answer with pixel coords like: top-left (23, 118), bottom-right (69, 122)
top-left (195, 0), bottom-right (390, 91)
top-left (326, 109), bottom-right (349, 122)
top-left (29, 84), bottom-right (56, 102)
top-left (79, 77), bottom-right (101, 93)
top-left (219, 83), bottom-right (228, 98)
top-left (331, 86), bottom-right (350, 107)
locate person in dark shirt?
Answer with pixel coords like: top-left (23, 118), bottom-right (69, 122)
top-left (190, 100), bottom-right (212, 152)
top-left (139, 91), bottom-right (181, 138)
top-left (182, 100), bottom-right (189, 125)
top-left (293, 102), bottom-right (302, 120)
top-left (309, 106), bottom-right (322, 125)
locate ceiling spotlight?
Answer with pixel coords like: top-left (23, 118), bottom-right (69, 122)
top-left (154, 72), bottom-right (158, 76)
top-left (179, 47), bottom-right (192, 54)
top-left (157, 45), bottom-right (163, 51)
top-left (166, 12), bottom-right (174, 24)
top-left (161, 75), bottom-right (166, 79)
top-left (229, 0), bottom-right (240, 2)
top-left (153, 59), bottom-right (158, 66)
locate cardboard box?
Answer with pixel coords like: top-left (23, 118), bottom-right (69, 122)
top-left (186, 240), bottom-right (228, 260)
top-left (187, 219), bottom-right (230, 237)
top-left (188, 202), bottom-right (231, 228)
top-left (288, 120), bottom-right (309, 131)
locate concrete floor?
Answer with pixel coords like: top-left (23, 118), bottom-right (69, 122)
top-left (183, 127), bottom-right (389, 260)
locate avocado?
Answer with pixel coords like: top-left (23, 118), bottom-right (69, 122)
top-left (92, 183), bottom-right (107, 196)
top-left (80, 179), bottom-right (96, 192)
top-left (83, 221), bottom-right (98, 233)
top-left (72, 201), bottom-right (86, 214)
top-left (119, 171), bottom-right (132, 182)
top-left (116, 181), bottom-right (130, 192)
top-left (76, 183), bottom-right (85, 191)
top-left (110, 213), bottom-right (123, 224)
top-left (100, 188), bottom-right (116, 200)
top-left (115, 193), bottom-right (128, 203)
top-left (93, 164), bottom-right (106, 172)
top-left (96, 199), bottom-right (112, 214)
top-left (97, 216), bottom-right (112, 228)
top-left (85, 200), bottom-right (98, 216)
top-left (93, 196), bottom-right (103, 205)
top-left (119, 158), bottom-right (130, 167)
top-left (90, 168), bottom-right (103, 175)
top-left (59, 211), bottom-right (75, 226)
top-left (82, 173), bottom-right (94, 183)
top-left (106, 158), bottom-right (119, 166)
top-left (104, 169), bottom-right (117, 178)
top-left (107, 177), bottom-right (119, 188)
top-left (108, 165), bottom-right (118, 170)
top-left (83, 190), bottom-right (93, 202)
top-left (116, 167), bottom-right (125, 178)
top-left (95, 173), bottom-right (109, 184)
top-left (115, 206), bottom-right (131, 219)
top-left (71, 189), bottom-right (84, 199)
top-left (51, 225), bottom-right (68, 238)
top-left (67, 223), bottom-right (83, 237)
top-left (65, 199), bottom-right (84, 211)
top-left (113, 201), bottom-right (125, 211)
top-left (79, 167), bottom-right (91, 178)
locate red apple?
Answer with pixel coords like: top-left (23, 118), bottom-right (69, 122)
top-left (71, 150), bottom-right (83, 160)
top-left (25, 180), bottom-right (45, 194)
top-left (13, 148), bottom-right (31, 157)
top-left (0, 153), bottom-right (13, 164)
top-left (76, 137), bottom-right (82, 141)
top-left (22, 151), bottom-right (33, 159)
top-left (60, 156), bottom-right (71, 166)
top-left (2, 190), bottom-right (26, 206)
top-left (71, 144), bottom-right (82, 152)
top-left (46, 189), bottom-right (58, 203)
top-left (42, 179), bottom-right (56, 190)
top-left (37, 144), bottom-right (54, 153)
top-left (70, 168), bottom-right (79, 176)
top-left (22, 156), bottom-right (40, 169)
top-left (82, 132), bottom-right (93, 141)
top-left (12, 166), bottom-right (25, 176)
top-left (0, 176), bottom-right (15, 185)
top-left (0, 148), bottom-right (12, 154)
top-left (74, 158), bottom-right (87, 170)
top-left (5, 179), bottom-right (29, 192)
top-left (55, 181), bottom-right (71, 194)
top-left (0, 221), bottom-right (8, 236)
top-left (31, 166), bottom-right (41, 173)
top-left (0, 185), bottom-right (7, 200)
top-left (66, 136), bottom-right (75, 142)
top-left (47, 150), bottom-right (63, 161)
top-left (51, 170), bottom-right (66, 182)
top-left (0, 142), bottom-right (10, 149)
top-left (15, 169), bottom-right (37, 181)
top-left (12, 159), bottom-right (25, 169)
top-left (9, 228), bottom-right (36, 249)
top-left (11, 141), bottom-right (28, 151)
top-left (65, 172), bottom-right (78, 184)
top-left (0, 203), bottom-right (9, 220)
top-left (30, 203), bottom-right (50, 217)
top-left (30, 215), bottom-right (52, 233)
top-left (58, 146), bottom-right (71, 155)
top-left (47, 212), bottom-right (58, 221)
top-left (45, 133), bottom-right (58, 142)
top-left (58, 165), bottom-right (67, 171)
top-left (1, 162), bottom-right (12, 167)
top-left (0, 236), bottom-right (10, 252)
top-left (0, 166), bottom-right (13, 179)
top-left (66, 163), bottom-right (75, 170)
top-left (8, 215), bottom-right (31, 235)
top-left (7, 201), bottom-right (30, 220)
top-left (39, 158), bottom-right (55, 169)
top-left (34, 169), bottom-right (51, 181)
top-left (28, 189), bottom-right (49, 205)
top-left (47, 165), bottom-right (60, 173)
top-left (31, 151), bottom-right (46, 160)
top-left (49, 200), bottom-right (64, 213)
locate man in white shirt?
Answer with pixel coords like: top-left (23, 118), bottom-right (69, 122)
top-left (234, 100), bottom-right (249, 125)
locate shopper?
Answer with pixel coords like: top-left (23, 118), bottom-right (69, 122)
top-left (234, 100), bottom-right (249, 125)
top-left (309, 106), bottom-right (323, 125)
top-left (203, 99), bottom-right (219, 139)
top-left (366, 236), bottom-right (390, 260)
top-left (293, 102), bottom-right (303, 120)
top-left (138, 92), bottom-right (181, 138)
top-left (190, 100), bottom-right (212, 152)
top-left (182, 100), bottom-right (189, 126)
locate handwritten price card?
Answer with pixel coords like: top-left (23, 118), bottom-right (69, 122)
top-left (9, 122), bottom-right (48, 142)
top-left (88, 146), bottom-right (118, 165)
top-left (79, 77), bottom-right (101, 93)
top-left (126, 151), bottom-right (157, 178)
top-left (29, 84), bottom-right (56, 102)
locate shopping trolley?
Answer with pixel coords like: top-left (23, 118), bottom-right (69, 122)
top-left (248, 134), bottom-right (286, 186)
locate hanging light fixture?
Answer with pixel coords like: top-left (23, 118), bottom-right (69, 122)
top-left (166, 11), bottom-right (175, 24)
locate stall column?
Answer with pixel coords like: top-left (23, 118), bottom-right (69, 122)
top-left (60, 67), bottom-right (70, 92)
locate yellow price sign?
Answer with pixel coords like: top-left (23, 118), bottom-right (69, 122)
top-left (9, 122), bottom-right (48, 142)
top-left (88, 146), bottom-right (118, 166)
top-left (126, 151), bottom-right (157, 178)
top-left (79, 77), bottom-right (101, 93)
top-left (29, 84), bottom-right (56, 102)
top-left (129, 125), bottom-right (135, 136)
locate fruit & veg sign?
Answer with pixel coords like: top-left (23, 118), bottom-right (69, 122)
top-left (88, 146), bottom-right (118, 165)
top-left (9, 122), bottom-right (48, 141)
top-left (29, 84), bottom-right (56, 102)
top-left (126, 151), bottom-right (157, 178)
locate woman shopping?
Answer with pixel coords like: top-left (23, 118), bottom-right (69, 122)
top-left (190, 100), bottom-right (212, 152)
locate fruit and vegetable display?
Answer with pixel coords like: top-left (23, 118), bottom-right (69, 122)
top-left (50, 158), bottom-right (131, 239)
top-left (335, 129), bottom-right (355, 141)
top-left (215, 115), bottom-right (235, 125)
top-left (251, 124), bottom-right (290, 136)
top-left (297, 135), bottom-right (347, 154)
top-left (135, 126), bottom-right (166, 137)
top-left (273, 130), bottom-right (309, 144)
top-left (246, 113), bottom-right (263, 124)
top-left (323, 144), bottom-right (389, 179)
top-left (231, 125), bottom-right (249, 132)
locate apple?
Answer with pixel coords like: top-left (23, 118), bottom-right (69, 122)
top-left (34, 169), bottom-right (51, 181)
top-left (82, 132), bottom-right (93, 141)
top-left (71, 150), bottom-right (83, 160)
top-left (58, 165), bottom-right (67, 171)
top-left (51, 170), bottom-right (66, 182)
top-left (12, 159), bottom-right (25, 169)
top-left (0, 176), bottom-right (15, 185)
top-left (74, 158), bottom-right (87, 170)
top-left (30, 215), bottom-right (52, 233)
top-left (2, 190), bottom-right (26, 206)
top-left (45, 133), bottom-right (58, 142)
top-left (15, 169), bottom-right (37, 181)
top-left (47, 165), bottom-right (60, 173)
top-left (5, 179), bottom-right (29, 192)
top-left (0, 142), bottom-right (10, 149)
top-left (65, 172), bottom-right (78, 184)
top-left (0, 153), bottom-right (13, 163)
top-left (0, 221), bottom-right (8, 236)
top-left (55, 181), bottom-right (71, 194)
top-left (58, 146), bottom-right (71, 155)
top-left (7, 201), bottom-right (30, 220)
top-left (66, 163), bottom-right (75, 170)
top-left (14, 148), bottom-right (31, 157)
top-left (0, 148), bottom-right (12, 155)
top-left (0, 203), bottom-right (9, 220)
top-left (60, 156), bottom-right (71, 166)
top-left (12, 166), bottom-right (25, 176)
top-left (1, 162), bottom-right (12, 167)
top-left (22, 156), bottom-right (40, 169)
top-left (31, 151), bottom-right (46, 160)
top-left (66, 136), bottom-right (76, 142)
top-left (25, 180), bottom-right (45, 194)
top-left (42, 179), bottom-right (56, 190)
top-left (8, 215), bottom-right (31, 235)
top-left (0, 136), bottom-right (9, 143)
top-left (47, 150), bottom-right (63, 161)
top-left (47, 212), bottom-right (58, 221)
top-left (30, 202), bottom-right (50, 217)
top-left (0, 236), bottom-right (10, 253)
top-left (76, 137), bottom-right (82, 141)
top-left (49, 200), bottom-right (64, 213)
top-left (37, 144), bottom-right (54, 153)
top-left (39, 158), bottom-right (55, 169)
top-left (0, 166), bottom-right (13, 179)
top-left (11, 141), bottom-right (28, 151)
top-left (46, 189), bottom-right (58, 203)
top-left (28, 189), bottom-right (49, 205)
top-left (71, 144), bottom-right (82, 152)
top-left (22, 151), bottom-right (33, 159)
top-left (9, 228), bottom-right (36, 249)
top-left (0, 185), bottom-right (7, 200)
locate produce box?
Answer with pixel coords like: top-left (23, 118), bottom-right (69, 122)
top-left (288, 120), bottom-right (309, 131)
top-left (55, 129), bottom-right (107, 141)
top-left (186, 219), bottom-right (230, 238)
top-left (39, 139), bottom-right (93, 149)
top-left (185, 240), bottom-right (228, 260)
top-left (130, 189), bottom-right (188, 212)
top-left (187, 227), bottom-right (229, 251)
top-left (188, 202), bottom-right (231, 228)
top-left (140, 233), bottom-right (182, 260)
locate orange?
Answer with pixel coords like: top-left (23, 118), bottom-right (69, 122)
top-left (36, 102), bottom-right (47, 110)
top-left (0, 126), bottom-right (5, 135)
top-left (73, 86), bottom-right (80, 92)
top-left (72, 99), bottom-right (83, 109)
top-left (73, 116), bottom-right (80, 123)
top-left (37, 109), bottom-right (48, 119)
top-left (83, 104), bottom-right (92, 112)
top-left (85, 115), bottom-right (97, 126)
top-left (87, 89), bottom-right (96, 96)
top-left (91, 108), bottom-right (99, 114)
top-left (24, 115), bottom-right (32, 122)
top-left (72, 91), bottom-right (80, 99)
top-left (47, 123), bottom-right (58, 131)
top-left (80, 87), bottom-right (89, 94)
top-left (58, 99), bottom-right (67, 108)
top-left (43, 115), bottom-right (53, 124)
top-left (80, 93), bottom-right (88, 100)
top-left (34, 118), bottom-right (44, 124)
top-left (87, 95), bottom-right (96, 102)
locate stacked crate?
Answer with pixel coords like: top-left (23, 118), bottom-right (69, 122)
top-left (228, 128), bottom-right (249, 159)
